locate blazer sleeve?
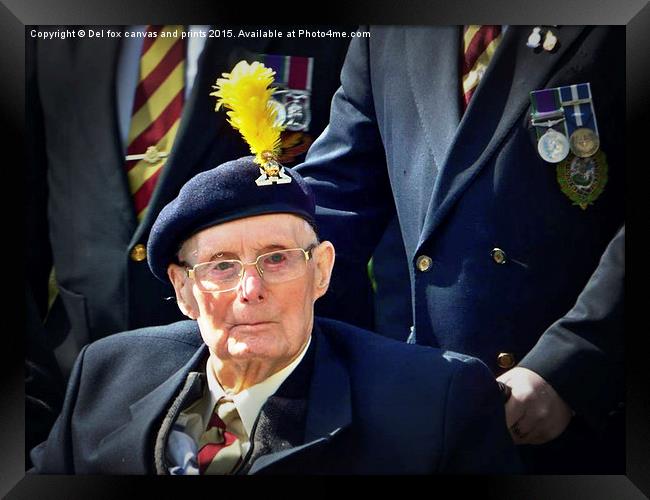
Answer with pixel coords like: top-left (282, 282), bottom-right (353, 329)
top-left (518, 225), bottom-right (625, 431)
top-left (440, 357), bottom-right (522, 473)
top-left (295, 27), bottom-right (395, 329)
top-left (29, 344), bottom-right (90, 474)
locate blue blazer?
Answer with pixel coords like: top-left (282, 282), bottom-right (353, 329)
top-left (295, 26), bottom-right (624, 432)
top-left (30, 318), bottom-right (520, 474)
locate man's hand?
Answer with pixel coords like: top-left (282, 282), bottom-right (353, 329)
top-left (496, 367), bottom-right (573, 445)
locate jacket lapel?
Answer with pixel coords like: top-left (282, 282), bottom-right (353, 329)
top-left (93, 343), bottom-right (208, 473)
top-left (417, 26), bottom-right (586, 250)
top-left (405, 26), bottom-right (462, 171)
top-left (247, 327), bottom-right (352, 474)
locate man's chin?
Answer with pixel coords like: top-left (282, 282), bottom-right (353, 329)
top-left (225, 334), bottom-right (274, 358)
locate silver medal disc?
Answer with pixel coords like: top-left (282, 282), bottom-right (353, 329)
top-left (537, 128), bottom-right (570, 163)
top-left (268, 98), bottom-right (287, 127)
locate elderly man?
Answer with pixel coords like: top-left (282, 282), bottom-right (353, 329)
top-left (30, 157), bottom-right (520, 474)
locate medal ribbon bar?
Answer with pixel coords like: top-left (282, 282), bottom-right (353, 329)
top-left (557, 83), bottom-right (599, 137)
top-left (262, 54), bottom-right (314, 91)
top-left (530, 88), bottom-right (567, 139)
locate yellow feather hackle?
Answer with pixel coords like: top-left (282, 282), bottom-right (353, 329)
top-left (211, 61), bottom-right (284, 166)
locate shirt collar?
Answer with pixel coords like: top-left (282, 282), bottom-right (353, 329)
top-left (205, 335), bottom-right (312, 437)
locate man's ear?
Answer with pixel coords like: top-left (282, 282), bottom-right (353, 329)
top-left (167, 263), bottom-right (199, 320)
top-left (312, 241), bottom-right (335, 301)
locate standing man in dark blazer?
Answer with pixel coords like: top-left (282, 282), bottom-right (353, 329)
top-left (295, 26), bottom-right (625, 473)
top-left (26, 24), bottom-right (351, 463)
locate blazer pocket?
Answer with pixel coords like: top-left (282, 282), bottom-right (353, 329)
top-left (56, 284), bottom-right (90, 349)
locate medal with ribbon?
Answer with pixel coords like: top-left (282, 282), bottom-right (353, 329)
top-left (261, 54), bottom-right (313, 132)
top-left (530, 82), bottom-right (608, 209)
top-left (558, 82), bottom-right (600, 158)
top-left (259, 54), bottom-right (315, 165)
top-left (530, 88), bottom-right (570, 163)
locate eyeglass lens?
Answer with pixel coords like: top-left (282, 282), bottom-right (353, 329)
top-left (195, 248), bottom-right (309, 291)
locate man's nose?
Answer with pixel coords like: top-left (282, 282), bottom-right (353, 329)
top-left (238, 265), bottom-right (265, 303)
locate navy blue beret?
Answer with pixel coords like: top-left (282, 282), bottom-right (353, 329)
top-left (148, 156), bottom-right (316, 283)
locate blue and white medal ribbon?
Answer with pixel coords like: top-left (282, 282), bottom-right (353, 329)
top-left (558, 83), bottom-right (600, 157)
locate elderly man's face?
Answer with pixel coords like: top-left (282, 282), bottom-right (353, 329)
top-left (168, 214), bottom-right (334, 372)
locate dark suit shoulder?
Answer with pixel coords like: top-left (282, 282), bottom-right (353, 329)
top-left (313, 317), bottom-right (512, 473)
top-left (315, 316), bottom-right (492, 387)
top-left (68, 321), bottom-right (204, 424)
top-left (79, 320), bottom-right (203, 387)
top-left (85, 320), bottom-right (202, 353)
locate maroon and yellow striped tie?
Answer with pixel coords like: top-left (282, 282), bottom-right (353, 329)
top-left (461, 25), bottom-right (502, 112)
top-left (197, 397), bottom-right (246, 475)
top-left (124, 25), bottom-right (185, 220)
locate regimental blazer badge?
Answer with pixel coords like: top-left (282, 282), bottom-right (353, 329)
top-left (556, 150), bottom-right (608, 210)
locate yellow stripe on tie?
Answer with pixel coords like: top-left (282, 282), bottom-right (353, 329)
top-left (463, 25), bottom-right (481, 53)
top-left (139, 26), bottom-right (184, 81)
top-left (127, 61), bottom-right (184, 144)
top-left (136, 206), bottom-right (147, 221)
top-left (131, 163), bottom-right (165, 217)
top-left (127, 118), bottom-right (181, 194)
top-left (462, 71), bottom-right (480, 95)
top-left (462, 35), bottom-right (502, 95)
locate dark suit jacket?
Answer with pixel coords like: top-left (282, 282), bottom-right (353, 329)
top-left (296, 26), bottom-right (624, 436)
top-left (30, 317), bottom-right (520, 474)
top-left (27, 26), bottom-right (352, 351)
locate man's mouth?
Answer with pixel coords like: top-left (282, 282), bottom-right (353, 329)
top-left (230, 321), bottom-right (274, 331)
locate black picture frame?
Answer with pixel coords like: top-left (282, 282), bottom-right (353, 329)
top-left (3, 0), bottom-right (647, 497)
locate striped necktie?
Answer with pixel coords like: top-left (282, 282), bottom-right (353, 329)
top-left (197, 397), bottom-right (247, 475)
top-left (461, 25), bottom-right (502, 112)
top-left (124, 25), bottom-right (185, 221)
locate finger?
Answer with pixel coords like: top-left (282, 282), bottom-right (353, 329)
top-left (510, 432), bottom-right (525, 445)
top-left (504, 397), bottom-right (525, 428)
top-left (523, 433), bottom-right (552, 445)
top-left (497, 381), bottom-right (512, 403)
top-left (513, 412), bottom-right (536, 437)
top-left (526, 415), bottom-right (571, 445)
top-left (515, 412), bottom-right (567, 444)
top-left (514, 434), bottom-right (538, 445)
top-left (519, 423), bottom-right (556, 445)
top-left (509, 421), bottom-right (530, 444)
